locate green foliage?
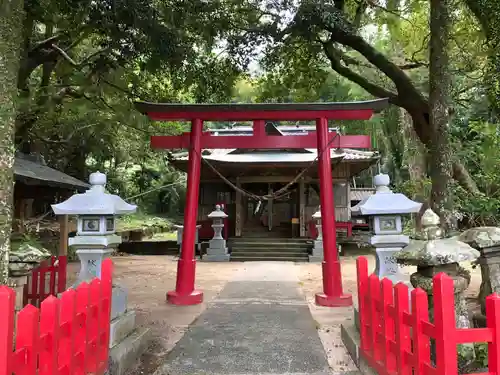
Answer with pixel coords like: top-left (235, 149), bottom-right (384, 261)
top-left (117, 213), bottom-right (173, 232)
top-left (453, 120), bottom-right (500, 226)
top-left (8, 0), bottom-right (500, 229)
top-left (474, 342), bottom-right (488, 369)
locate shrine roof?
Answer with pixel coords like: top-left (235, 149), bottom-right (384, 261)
top-left (135, 99), bottom-right (389, 120)
top-left (350, 188), bottom-right (376, 201)
top-left (14, 153), bottom-right (89, 191)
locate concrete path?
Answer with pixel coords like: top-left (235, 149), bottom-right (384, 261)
top-left (153, 262), bottom-right (337, 375)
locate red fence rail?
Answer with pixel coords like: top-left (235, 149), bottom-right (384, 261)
top-left (0, 259), bottom-right (113, 375)
top-left (23, 255), bottom-right (68, 307)
top-left (356, 256), bottom-right (500, 375)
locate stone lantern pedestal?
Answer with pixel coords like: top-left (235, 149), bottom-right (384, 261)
top-left (309, 208), bottom-right (324, 263)
top-left (52, 171), bottom-right (150, 375)
top-left (175, 224), bottom-right (202, 257)
top-left (8, 243), bottom-right (51, 311)
top-left (351, 174), bottom-right (421, 282)
top-left (395, 209), bottom-right (479, 369)
top-left (204, 205), bottom-right (230, 262)
top-left (458, 227), bottom-right (500, 319)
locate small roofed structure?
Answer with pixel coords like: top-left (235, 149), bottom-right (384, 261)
top-left (13, 153), bottom-right (89, 234)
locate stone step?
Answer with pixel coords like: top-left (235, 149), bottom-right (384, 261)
top-left (340, 322), bottom-right (376, 374)
top-left (230, 255), bottom-right (308, 262)
top-left (229, 237), bottom-right (313, 244)
top-left (230, 251), bottom-right (309, 258)
top-left (231, 247), bottom-right (309, 254)
top-left (228, 241), bottom-right (313, 249)
top-left (229, 245), bottom-right (311, 253)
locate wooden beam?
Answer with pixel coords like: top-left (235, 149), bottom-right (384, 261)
top-left (299, 180), bottom-right (306, 237)
top-left (200, 176), bottom-right (349, 184)
top-left (235, 178), bottom-right (242, 237)
top-left (151, 132), bottom-right (371, 150)
top-left (144, 109), bottom-right (376, 121)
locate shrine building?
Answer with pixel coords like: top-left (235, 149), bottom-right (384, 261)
top-left (167, 122), bottom-right (378, 243)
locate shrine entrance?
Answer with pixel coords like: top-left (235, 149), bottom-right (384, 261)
top-left (134, 100), bottom-right (388, 307)
top-left (241, 182), bottom-right (296, 238)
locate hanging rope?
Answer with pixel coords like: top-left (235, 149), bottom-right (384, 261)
top-left (126, 179), bottom-right (186, 201)
top-left (193, 131), bottom-right (341, 202)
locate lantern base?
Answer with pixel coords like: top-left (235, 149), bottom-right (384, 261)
top-left (166, 290), bottom-right (204, 305)
top-left (315, 292), bottom-right (353, 307)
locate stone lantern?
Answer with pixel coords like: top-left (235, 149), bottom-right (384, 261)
top-left (174, 224), bottom-right (202, 257)
top-left (351, 173), bottom-right (422, 283)
top-left (52, 171), bottom-right (136, 285)
top-left (310, 207), bottom-right (324, 262)
top-left (394, 209), bottom-right (479, 368)
top-left (52, 172), bottom-right (149, 374)
top-left (458, 227), bottom-right (500, 319)
top-left (204, 204), bottom-right (230, 262)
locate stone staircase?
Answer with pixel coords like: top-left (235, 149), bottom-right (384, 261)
top-left (228, 237), bottom-right (313, 262)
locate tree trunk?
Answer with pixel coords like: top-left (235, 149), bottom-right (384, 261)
top-left (404, 110), bottom-right (428, 230)
top-left (0, 0), bottom-right (25, 284)
top-left (428, 0), bottom-right (454, 229)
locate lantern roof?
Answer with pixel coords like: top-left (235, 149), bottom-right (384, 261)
top-left (351, 174), bottom-right (422, 216)
top-left (52, 171), bottom-right (137, 216)
top-left (208, 205), bottom-right (228, 219)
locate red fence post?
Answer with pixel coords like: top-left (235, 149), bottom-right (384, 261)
top-left (356, 257), bottom-right (369, 352)
top-left (40, 296), bottom-right (60, 374)
top-left (58, 255), bottom-right (68, 294)
top-left (30, 265), bottom-right (40, 306)
top-left (411, 288), bottom-right (431, 375)
top-left (99, 259), bottom-right (113, 372)
top-left (49, 256), bottom-right (57, 297)
top-left (486, 293), bottom-right (500, 374)
top-left (15, 304), bottom-right (40, 375)
top-left (58, 289), bottom-right (77, 374)
top-left (75, 283), bottom-right (91, 372)
top-left (0, 287), bottom-right (15, 375)
top-left (433, 273), bottom-right (458, 374)
top-left (87, 278), bottom-right (102, 373)
top-left (394, 283), bottom-right (411, 375)
top-left (39, 259), bottom-right (49, 304)
top-left (381, 278), bottom-right (396, 373)
top-left (368, 274), bottom-right (381, 362)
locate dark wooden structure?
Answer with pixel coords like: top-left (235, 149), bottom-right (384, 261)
top-left (12, 153), bottom-right (88, 242)
top-left (168, 123), bottom-right (379, 240)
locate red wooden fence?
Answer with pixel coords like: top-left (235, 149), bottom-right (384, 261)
top-left (356, 256), bottom-right (500, 375)
top-left (0, 259), bottom-right (113, 375)
top-left (23, 255), bottom-right (68, 307)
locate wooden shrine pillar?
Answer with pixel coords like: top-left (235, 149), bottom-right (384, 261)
top-left (235, 177), bottom-right (242, 237)
top-left (268, 184), bottom-right (273, 231)
top-left (299, 179), bottom-right (306, 237)
top-left (59, 215), bottom-right (69, 256)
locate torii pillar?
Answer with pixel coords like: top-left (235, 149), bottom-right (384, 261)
top-left (315, 117), bottom-right (352, 306)
top-left (134, 100), bottom-right (389, 306)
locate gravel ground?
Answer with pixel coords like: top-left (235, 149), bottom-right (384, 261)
top-left (66, 250), bottom-right (482, 374)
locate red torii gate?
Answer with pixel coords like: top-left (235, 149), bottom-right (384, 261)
top-left (135, 99), bottom-right (389, 307)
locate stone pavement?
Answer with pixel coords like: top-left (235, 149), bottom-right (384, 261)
top-left (153, 262), bottom-right (358, 375)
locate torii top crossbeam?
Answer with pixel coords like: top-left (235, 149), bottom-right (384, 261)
top-left (135, 98), bottom-right (389, 150)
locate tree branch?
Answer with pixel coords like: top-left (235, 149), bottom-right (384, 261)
top-left (321, 40), bottom-right (400, 104)
top-left (51, 44), bottom-right (78, 66)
